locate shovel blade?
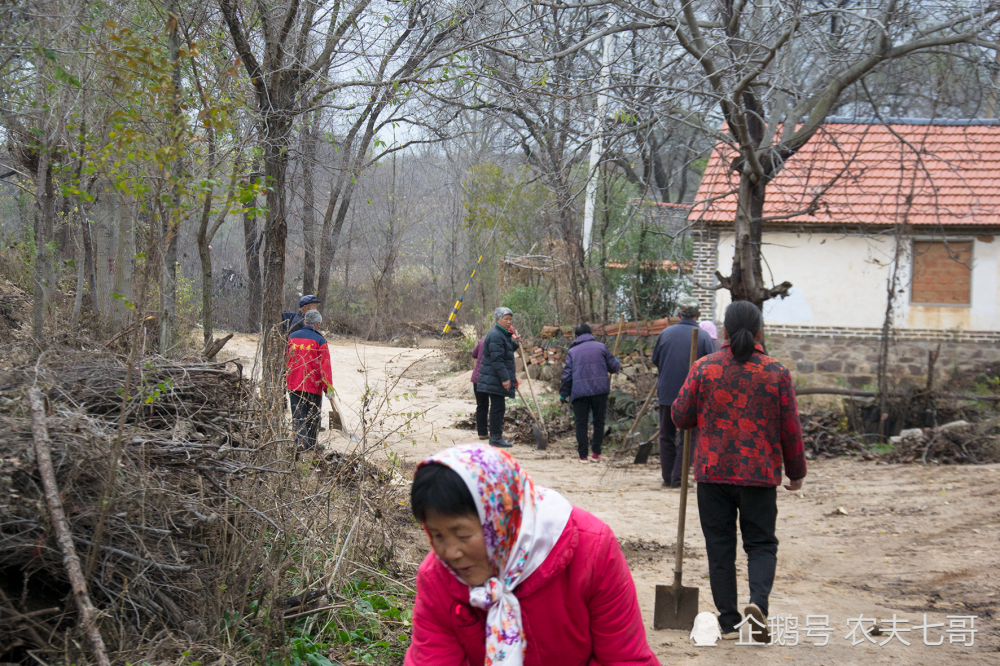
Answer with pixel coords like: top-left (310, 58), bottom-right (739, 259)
top-left (633, 440), bottom-right (654, 465)
top-left (533, 426), bottom-right (547, 450)
top-left (653, 583), bottom-right (700, 630)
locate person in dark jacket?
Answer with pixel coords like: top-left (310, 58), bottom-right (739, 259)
top-left (672, 300), bottom-right (807, 642)
top-left (650, 297), bottom-right (715, 488)
top-left (286, 309), bottom-right (333, 451)
top-left (470, 337), bottom-right (489, 441)
top-left (474, 307), bottom-right (520, 448)
top-left (282, 294), bottom-right (320, 336)
top-left (560, 324), bottom-right (621, 463)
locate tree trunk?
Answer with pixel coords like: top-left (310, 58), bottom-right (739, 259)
top-left (197, 140), bottom-right (217, 353)
top-left (300, 113), bottom-right (318, 294)
top-left (110, 197), bottom-right (134, 330)
top-left (161, 0), bottom-right (183, 355)
top-left (243, 174), bottom-right (263, 332)
top-left (728, 171), bottom-right (767, 309)
top-left (259, 112), bottom-right (292, 392)
top-left (70, 218), bottom-right (85, 330)
top-left (315, 174), bottom-right (355, 307)
top-left (82, 204), bottom-right (97, 316)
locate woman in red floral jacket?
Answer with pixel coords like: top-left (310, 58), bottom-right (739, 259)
top-left (672, 300), bottom-right (807, 642)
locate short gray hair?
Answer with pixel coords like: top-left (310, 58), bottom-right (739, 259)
top-left (494, 306), bottom-right (513, 321)
top-left (304, 310), bottom-right (323, 326)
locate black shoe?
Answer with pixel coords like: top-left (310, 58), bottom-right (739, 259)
top-left (489, 433), bottom-right (513, 448)
top-left (744, 603), bottom-right (770, 644)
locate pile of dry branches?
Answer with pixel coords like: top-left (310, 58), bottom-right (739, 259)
top-left (882, 421), bottom-right (1000, 465)
top-left (0, 350), bottom-right (414, 664)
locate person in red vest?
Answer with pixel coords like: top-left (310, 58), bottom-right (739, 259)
top-left (286, 309), bottom-right (333, 451)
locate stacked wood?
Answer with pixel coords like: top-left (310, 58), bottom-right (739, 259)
top-left (617, 348), bottom-right (656, 378)
top-left (527, 345), bottom-right (565, 366)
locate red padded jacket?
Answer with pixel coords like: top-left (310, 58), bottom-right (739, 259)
top-left (671, 342), bottom-right (807, 487)
top-left (285, 326), bottom-right (333, 395)
top-left (404, 507), bottom-right (660, 666)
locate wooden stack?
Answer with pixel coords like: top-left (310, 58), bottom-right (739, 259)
top-left (617, 348), bottom-right (656, 377)
top-left (527, 345), bottom-right (564, 366)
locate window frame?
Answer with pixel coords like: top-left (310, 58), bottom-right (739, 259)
top-left (909, 237), bottom-right (974, 308)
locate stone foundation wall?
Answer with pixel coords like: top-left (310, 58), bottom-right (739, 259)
top-left (765, 326), bottom-right (1000, 392)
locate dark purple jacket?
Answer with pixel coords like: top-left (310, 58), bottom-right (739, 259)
top-left (470, 338), bottom-right (484, 385)
top-left (560, 334), bottom-right (621, 403)
top-left (650, 318), bottom-right (714, 406)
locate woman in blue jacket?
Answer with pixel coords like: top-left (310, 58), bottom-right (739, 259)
top-left (475, 307), bottom-right (521, 448)
top-left (560, 324), bottom-right (621, 462)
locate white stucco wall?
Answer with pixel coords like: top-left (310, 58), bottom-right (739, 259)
top-left (712, 230), bottom-right (1000, 331)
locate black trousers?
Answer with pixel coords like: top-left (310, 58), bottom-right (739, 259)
top-left (289, 390), bottom-right (322, 450)
top-left (658, 405), bottom-right (689, 486)
top-left (485, 392), bottom-right (506, 436)
top-left (572, 393), bottom-right (607, 459)
top-left (697, 482), bottom-right (779, 633)
top-left (474, 388), bottom-right (490, 437)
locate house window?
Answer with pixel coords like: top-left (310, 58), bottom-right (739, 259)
top-left (911, 241), bottom-right (972, 305)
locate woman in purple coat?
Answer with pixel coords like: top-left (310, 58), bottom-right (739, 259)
top-left (559, 324), bottom-right (621, 463)
top-left (470, 338), bottom-right (489, 440)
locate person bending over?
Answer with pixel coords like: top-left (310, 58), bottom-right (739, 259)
top-left (406, 444), bottom-right (660, 666)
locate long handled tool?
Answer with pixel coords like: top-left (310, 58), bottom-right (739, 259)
top-left (515, 333), bottom-right (548, 449)
top-left (610, 314), bottom-right (625, 380)
top-left (653, 326), bottom-right (701, 630)
top-left (629, 382), bottom-right (659, 464)
top-left (516, 386), bottom-right (547, 450)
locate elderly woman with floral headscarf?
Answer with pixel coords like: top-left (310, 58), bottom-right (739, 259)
top-left (475, 307), bottom-right (520, 448)
top-left (406, 444), bottom-right (660, 666)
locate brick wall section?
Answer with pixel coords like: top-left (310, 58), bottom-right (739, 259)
top-left (911, 241), bottom-right (972, 304)
top-left (690, 227), bottom-right (719, 315)
top-left (765, 328), bottom-right (1000, 392)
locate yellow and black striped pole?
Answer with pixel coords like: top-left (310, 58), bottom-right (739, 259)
top-left (443, 253), bottom-right (484, 334)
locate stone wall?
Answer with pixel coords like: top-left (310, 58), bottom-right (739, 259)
top-left (765, 326), bottom-right (1000, 394)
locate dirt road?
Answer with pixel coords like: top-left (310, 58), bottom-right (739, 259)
top-left (226, 334), bottom-right (1000, 664)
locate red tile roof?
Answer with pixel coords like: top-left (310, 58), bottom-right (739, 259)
top-left (690, 121), bottom-right (1000, 227)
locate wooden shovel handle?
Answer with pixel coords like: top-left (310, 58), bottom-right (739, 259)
top-left (674, 326), bottom-right (700, 578)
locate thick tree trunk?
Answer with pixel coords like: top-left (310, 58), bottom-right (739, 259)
top-left (259, 113), bottom-right (291, 392)
top-left (300, 115), bottom-right (318, 294)
top-left (728, 171), bottom-right (768, 309)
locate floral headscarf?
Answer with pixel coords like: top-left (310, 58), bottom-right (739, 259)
top-left (419, 444), bottom-right (573, 666)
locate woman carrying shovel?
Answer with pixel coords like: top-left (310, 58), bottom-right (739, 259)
top-left (672, 301), bottom-right (807, 642)
top-left (476, 307), bottom-right (521, 448)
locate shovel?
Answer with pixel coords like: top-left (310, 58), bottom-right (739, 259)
top-left (653, 326), bottom-right (701, 630)
top-left (516, 386), bottom-right (547, 450)
top-left (515, 333), bottom-right (548, 449)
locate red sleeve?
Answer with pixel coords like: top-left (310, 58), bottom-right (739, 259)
top-left (670, 360), bottom-right (702, 430)
top-left (405, 564), bottom-right (468, 666)
top-left (587, 525), bottom-right (660, 666)
top-left (778, 369), bottom-right (807, 481)
top-left (319, 342), bottom-right (333, 393)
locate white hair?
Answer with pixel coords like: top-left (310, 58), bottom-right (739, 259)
top-left (304, 310), bottom-right (322, 326)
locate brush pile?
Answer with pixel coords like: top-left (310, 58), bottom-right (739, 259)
top-left (0, 350), bottom-right (334, 663)
top-left (882, 420), bottom-right (1000, 464)
top-left (0, 350), bottom-right (414, 664)
top-left (799, 410), bottom-right (870, 459)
